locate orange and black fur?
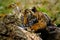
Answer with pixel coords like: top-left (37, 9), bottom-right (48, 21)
top-left (22, 7), bottom-right (57, 40)
top-left (31, 7), bottom-right (57, 40)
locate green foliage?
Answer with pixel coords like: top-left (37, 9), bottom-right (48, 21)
top-left (55, 12), bottom-right (60, 25)
top-left (0, 0), bottom-right (16, 7)
top-left (0, 7), bottom-right (12, 14)
top-left (36, 7), bottom-right (48, 13)
top-left (0, 0), bottom-right (16, 14)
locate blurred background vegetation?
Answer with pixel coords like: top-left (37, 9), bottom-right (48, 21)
top-left (0, 0), bottom-right (60, 26)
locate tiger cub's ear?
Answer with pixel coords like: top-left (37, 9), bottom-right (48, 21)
top-left (31, 7), bottom-right (37, 13)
